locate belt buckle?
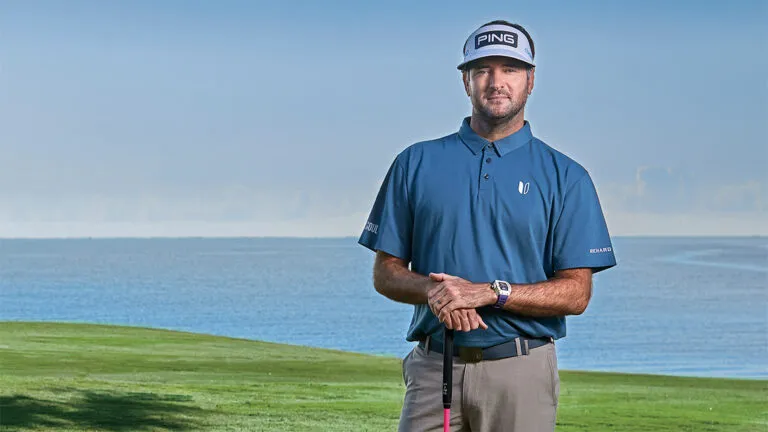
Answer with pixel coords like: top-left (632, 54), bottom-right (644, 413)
top-left (459, 347), bottom-right (483, 363)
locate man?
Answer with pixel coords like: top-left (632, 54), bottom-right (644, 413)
top-left (358, 20), bottom-right (616, 432)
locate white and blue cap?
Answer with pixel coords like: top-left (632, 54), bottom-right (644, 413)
top-left (457, 22), bottom-right (535, 70)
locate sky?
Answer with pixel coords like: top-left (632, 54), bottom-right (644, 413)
top-left (1, 0), bottom-right (766, 237)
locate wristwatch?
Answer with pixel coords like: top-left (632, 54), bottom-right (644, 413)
top-left (490, 280), bottom-right (512, 309)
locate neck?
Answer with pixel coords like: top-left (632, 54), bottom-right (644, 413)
top-left (469, 110), bottom-right (525, 142)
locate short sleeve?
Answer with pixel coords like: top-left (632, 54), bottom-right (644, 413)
top-left (552, 173), bottom-right (616, 273)
top-left (358, 158), bottom-right (413, 261)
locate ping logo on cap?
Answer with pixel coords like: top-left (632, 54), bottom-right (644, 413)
top-left (475, 30), bottom-right (518, 50)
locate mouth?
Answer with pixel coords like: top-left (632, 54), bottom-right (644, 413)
top-left (486, 94), bottom-right (509, 101)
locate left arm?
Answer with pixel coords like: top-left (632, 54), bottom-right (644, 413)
top-left (428, 268), bottom-right (593, 322)
top-left (429, 172), bottom-right (616, 325)
top-left (498, 268), bottom-right (592, 316)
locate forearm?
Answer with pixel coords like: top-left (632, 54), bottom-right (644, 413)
top-left (500, 270), bottom-right (592, 317)
top-left (372, 253), bottom-right (430, 304)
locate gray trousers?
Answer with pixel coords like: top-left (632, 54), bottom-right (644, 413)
top-left (398, 341), bottom-right (559, 432)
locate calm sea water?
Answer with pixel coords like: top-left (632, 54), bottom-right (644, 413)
top-left (0, 237), bottom-right (765, 379)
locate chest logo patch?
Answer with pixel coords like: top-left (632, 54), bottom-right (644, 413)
top-left (518, 181), bottom-right (530, 195)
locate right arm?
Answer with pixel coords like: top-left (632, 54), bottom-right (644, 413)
top-left (361, 159), bottom-right (484, 330)
top-left (373, 251), bottom-right (431, 304)
top-left (372, 251), bottom-right (487, 331)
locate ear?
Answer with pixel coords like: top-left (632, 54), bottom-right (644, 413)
top-left (462, 70), bottom-right (471, 97)
top-left (527, 67), bottom-right (535, 95)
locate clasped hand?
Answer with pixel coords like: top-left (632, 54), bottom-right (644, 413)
top-left (427, 272), bottom-right (492, 332)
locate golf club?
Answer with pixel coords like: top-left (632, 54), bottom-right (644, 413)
top-left (442, 328), bottom-right (454, 432)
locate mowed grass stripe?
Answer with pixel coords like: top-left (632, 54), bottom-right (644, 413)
top-left (0, 322), bottom-right (765, 431)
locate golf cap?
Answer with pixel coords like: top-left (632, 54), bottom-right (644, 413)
top-left (457, 22), bottom-right (535, 70)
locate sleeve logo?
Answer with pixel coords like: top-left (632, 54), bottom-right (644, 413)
top-left (365, 222), bottom-right (379, 235)
top-left (589, 247), bottom-right (612, 254)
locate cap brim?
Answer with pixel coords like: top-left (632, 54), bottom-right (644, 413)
top-left (457, 49), bottom-right (535, 70)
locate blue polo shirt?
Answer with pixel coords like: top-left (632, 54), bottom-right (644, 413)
top-left (358, 117), bottom-right (616, 347)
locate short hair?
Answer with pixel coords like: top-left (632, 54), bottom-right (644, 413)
top-left (461, 20), bottom-right (535, 70)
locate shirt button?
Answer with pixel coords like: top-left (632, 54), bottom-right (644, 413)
top-left (486, 158), bottom-right (492, 163)
top-left (484, 173), bottom-right (490, 179)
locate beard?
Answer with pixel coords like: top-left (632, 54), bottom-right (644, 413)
top-left (471, 73), bottom-right (531, 122)
top-left (474, 89), bottom-right (528, 122)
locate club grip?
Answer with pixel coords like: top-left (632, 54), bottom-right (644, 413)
top-left (442, 329), bottom-right (454, 409)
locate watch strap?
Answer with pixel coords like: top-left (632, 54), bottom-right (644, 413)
top-left (494, 293), bottom-right (508, 309)
top-left (492, 280), bottom-right (511, 309)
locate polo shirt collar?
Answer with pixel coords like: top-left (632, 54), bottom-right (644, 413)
top-left (457, 117), bottom-right (533, 157)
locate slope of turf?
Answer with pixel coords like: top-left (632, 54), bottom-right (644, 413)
top-left (0, 322), bottom-right (765, 431)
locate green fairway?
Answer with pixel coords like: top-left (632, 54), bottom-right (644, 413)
top-left (0, 322), bottom-right (765, 431)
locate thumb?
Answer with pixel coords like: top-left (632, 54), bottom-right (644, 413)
top-left (429, 272), bottom-right (444, 281)
top-left (478, 315), bottom-right (489, 330)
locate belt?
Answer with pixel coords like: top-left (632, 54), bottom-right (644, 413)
top-left (418, 335), bottom-right (553, 363)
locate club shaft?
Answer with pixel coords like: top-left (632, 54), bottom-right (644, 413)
top-left (442, 329), bottom-right (454, 408)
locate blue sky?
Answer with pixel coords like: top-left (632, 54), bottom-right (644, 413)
top-left (1, 0), bottom-right (766, 237)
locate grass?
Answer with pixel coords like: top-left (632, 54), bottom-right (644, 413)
top-left (0, 322), bottom-right (765, 431)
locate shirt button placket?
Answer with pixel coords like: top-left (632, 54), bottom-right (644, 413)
top-left (480, 144), bottom-right (493, 192)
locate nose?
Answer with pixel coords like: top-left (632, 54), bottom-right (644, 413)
top-left (488, 69), bottom-right (503, 90)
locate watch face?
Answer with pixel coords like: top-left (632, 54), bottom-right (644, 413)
top-left (496, 281), bottom-right (511, 294)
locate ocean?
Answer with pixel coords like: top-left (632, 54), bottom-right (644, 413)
top-left (0, 236), bottom-right (765, 379)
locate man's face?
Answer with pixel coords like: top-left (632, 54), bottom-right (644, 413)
top-left (463, 56), bottom-right (535, 121)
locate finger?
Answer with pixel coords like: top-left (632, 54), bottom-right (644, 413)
top-left (429, 272), bottom-right (444, 281)
top-left (449, 311), bottom-right (462, 332)
top-left (432, 286), bottom-right (454, 310)
top-left (434, 294), bottom-right (453, 316)
top-left (430, 295), bottom-right (446, 317)
top-left (477, 313), bottom-right (488, 330)
top-left (429, 293), bottom-right (442, 316)
top-left (459, 311), bottom-right (471, 332)
top-left (454, 310), bottom-right (468, 332)
top-left (434, 304), bottom-right (443, 321)
top-left (443, 312), bottom-right (453, 330)
top-left (438, 307), bottom-right (448, 325)
top-left (468, 311), bottom-right (480, 330)
top-left (439, 306), bottom-right (454, 328)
